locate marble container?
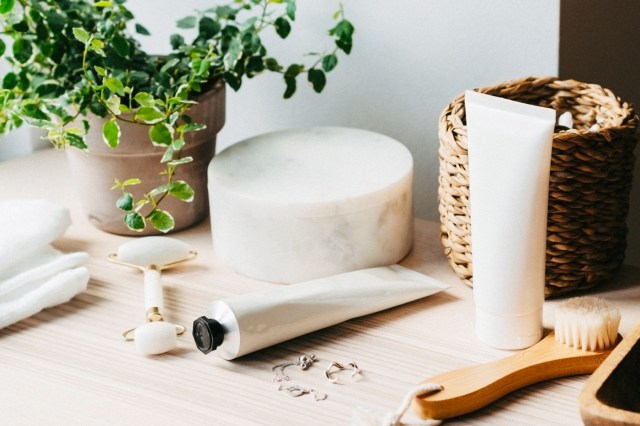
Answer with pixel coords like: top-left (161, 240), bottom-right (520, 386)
top-left (207, 127), bottom-right (414, 283)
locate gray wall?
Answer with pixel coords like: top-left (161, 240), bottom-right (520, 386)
top-left (559, 0), bottom-right (640, 266)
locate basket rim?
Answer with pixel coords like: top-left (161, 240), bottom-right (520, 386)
top-left (442, 76), bottom-right (639, 136)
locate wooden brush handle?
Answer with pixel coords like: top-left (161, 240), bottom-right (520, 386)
top-left (411, 332), bottom-right (616, 420)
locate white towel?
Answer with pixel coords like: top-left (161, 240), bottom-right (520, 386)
top-left (0, 199), bottom-right (89, 329)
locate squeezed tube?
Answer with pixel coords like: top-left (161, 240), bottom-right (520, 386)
top-left (192, 265), bottom-right (448, 360)
top-left (465, 90), bottom-right (556, 350)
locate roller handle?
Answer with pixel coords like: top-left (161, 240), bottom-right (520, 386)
top-left (411, 333), bottom-right (615, 420)
top-left (143, 266), bottom-right (164, 315)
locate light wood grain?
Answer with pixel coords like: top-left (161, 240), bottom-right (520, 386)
top-left (1, 149), bottom-right (640, 426)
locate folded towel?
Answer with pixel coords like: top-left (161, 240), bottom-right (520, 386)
top-left (0, 267), bottom-right (89, 329)
top-left (0, 199), bottom-right (72, 271)
top-left (0, 199), bottom-right (89, 329)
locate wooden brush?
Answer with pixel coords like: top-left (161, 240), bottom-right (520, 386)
top-left (411, 297), bottom-right (621, 420)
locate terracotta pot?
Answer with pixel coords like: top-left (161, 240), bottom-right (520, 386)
top-left (66, 82), bottom-right (225, 235)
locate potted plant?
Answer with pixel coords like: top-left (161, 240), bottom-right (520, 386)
top-left (0, 0), bottom-right (354, 234)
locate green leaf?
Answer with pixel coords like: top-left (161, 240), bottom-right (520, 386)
top-left (168, 112), bottom-right (180, 126)
top-left (124, 211), bottom-right (145, 231)
top-left (160, 57), bottom-right (180, 74)
top-left (134, 92), bottom-right (155, 107)
top-left (214, 5), bottom-right (235, 19)
top-left (307, 68), bottom-right (326, 93)
top-left (35, 83), bottom-right (61, 98)
top-left (179, 123), bottom-right (205, 133)
top-left (336, 38), bottom-right (352, 54)
top-left (102, 118), bottom-right (120, 148)
top-left (21, 104), bottom-right (48, 120)
top-left (284, 64), bottom-right (303, 79)
top-left (90, 38), bottom-right (105, 50)
top-left (17, 70), bottom-right (29, 91)
top-left (2, 72), bottom-right (17, 89)
top-left (65, 132), bottom-right (87, 150)
top-left (330, 19), bottom-right (355, 41)
top-left (172, 138), bottom-right (185, 150)
top-left (199, 16), bottom-right (221, 39)
top-left (0, 0), bottom-right (15, 14)
top-left (274, 17), bottom-right (291, 39)
top-left (285, 0), bottom-right (296, 20)
top-left (148, 183), bottom-right (169, 199)
top-left (129, 71), bottom-right (150, 85)
top-left (94, 66), bottom-right (107, 77)
top-left (331, 19), bottom-right (354, 54)
top-left (224, 72), bottom-right (241, 91)
top-left (197, 58), bottom-right (211, 76)
top-left (322, 54), bottom-right (338, 72)
top-left (112, 35), bottom-right (130, 57)
top-left (223, 37), bottom-right (243, 70)
top-left (122, 178), bottom-right (142, 186)
top-left (44, 10), bottom-right (65, 33)
top-left (242, 31), bottom-right (261, 54)
top-left (72, 27), bottom-right (90, 44)
top-left (105, 95), bottom-right (121, 114)
top-left (168, 157), bottom-right (193, 167)
top-left (116, 192), bottom-right (134, 211)
top-left (0, 39), bottom-right (5, 57)
top-left (264, 57), bottom-right (281, 72)
top-left (170, 34), bottom-right (184, 50)
top-left (167, 180), bottom-right (194, 202)
top-left (161, 145), bottom-right (174, 163)
top-left (135, 23), bottom-right (151, 35)
top-left (176, 16), bottom-right (197, 29)
top-left (283, 77), bottom-right (296, 99)
top-left (94, 1), bottom-right (112, 7)
top-left (135, 107), bottom-right (164, 124)
top-left (104, 77), bottom-right (125, 96)
top-left (149, 123), bottom-right (173, 146)
top-left (12, 38), bottom-right (32, 63)
top-left (148, 209), bottom-right (174, 233)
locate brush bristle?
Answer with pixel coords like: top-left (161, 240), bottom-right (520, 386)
top-left (554, 296), bottom-right (620, 351)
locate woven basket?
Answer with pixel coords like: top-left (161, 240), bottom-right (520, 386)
top-left (438, 76), bottom-right (639, 296)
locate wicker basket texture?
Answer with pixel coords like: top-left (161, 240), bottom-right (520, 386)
top-left (438, 76), bottom-right (639, 296)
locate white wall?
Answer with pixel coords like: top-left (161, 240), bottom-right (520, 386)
top-left (2, 0), bottom-right (561, 221)
top-left (225, 1), bottom-right (560, 222)
top-left (130, 0), bottom-right (560, 221)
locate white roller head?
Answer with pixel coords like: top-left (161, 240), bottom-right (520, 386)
top-left (116, 236), bottom-right (191, 267)
top-left (134, 322), bottom-right (178, 355)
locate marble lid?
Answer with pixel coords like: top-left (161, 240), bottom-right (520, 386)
top-left (208, 127), bottom-right (413, 217)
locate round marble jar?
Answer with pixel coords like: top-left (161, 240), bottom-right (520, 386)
top-left (208, 127), bottom-right (414, 283)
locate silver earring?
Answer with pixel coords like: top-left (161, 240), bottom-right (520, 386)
top-left (278, 384), bottom-right (328, 401)
top-left (324, 361), bottom-right (361, 383)
top-left (272, 354), bottom-right (318, 382)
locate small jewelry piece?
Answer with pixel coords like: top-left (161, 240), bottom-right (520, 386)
top-left (278, 384), bottom-right (328, 401)
top-left (272, 354), bottom-right (318, 382)
top-left (325, 361), bottom-right (361, 383)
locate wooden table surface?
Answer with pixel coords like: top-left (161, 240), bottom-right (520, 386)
top-left (1, 149), bottom-right (639, 426)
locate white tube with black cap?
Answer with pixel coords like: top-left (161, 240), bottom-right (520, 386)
top-left (192, 265), bottom-right (448, 360)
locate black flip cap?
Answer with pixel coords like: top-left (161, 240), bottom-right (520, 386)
top-left (192, 316), bottom-right (225, 354)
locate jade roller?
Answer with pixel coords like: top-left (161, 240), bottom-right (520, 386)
top-left (108, 236), bottom-right (197, 355)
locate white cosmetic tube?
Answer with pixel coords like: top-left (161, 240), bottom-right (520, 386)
top-left (465, 90), bottom-right (555, 350)
top-left (192, 265), bottom-right (448, 360)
